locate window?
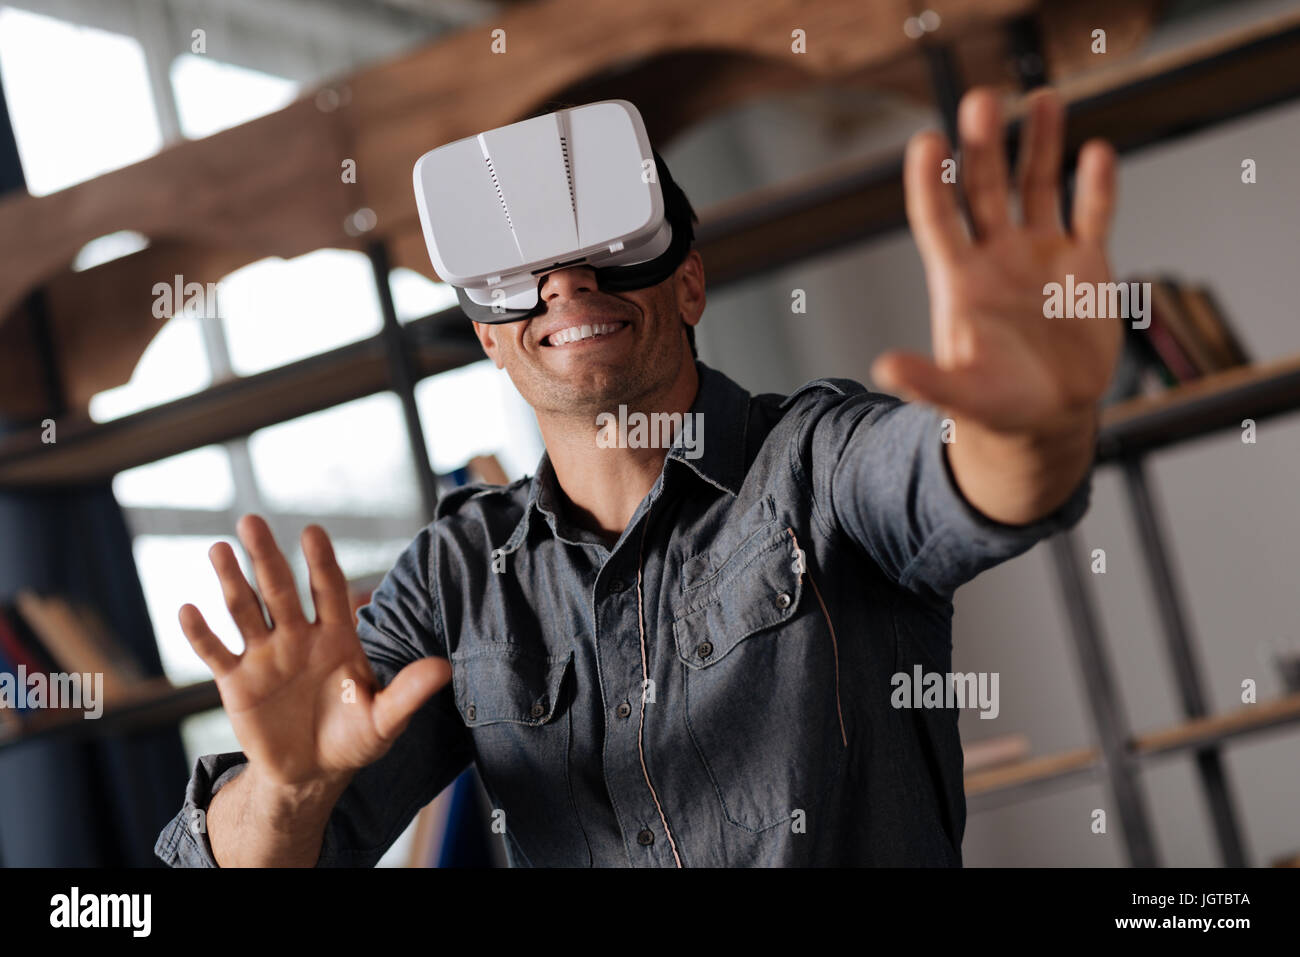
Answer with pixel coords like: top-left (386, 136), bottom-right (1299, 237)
top-left (415, 360), bottom-right (543, 480)
top-left (73, 230), bottom-right (150, 271)
top-left (220, 249), bottom-right (383, 375)
top-left (0, 7), bottom-right (162, 194)
top-left (391, 266), bottom-right (460, 323)
top-left (89, 310), bottom-right (212, 422)
top-left (113, 445), bottom-right (235, 511)
top-left (169, 53), bottom-right (297, 139)
top-left (247, 393), bottom-right (422, 519)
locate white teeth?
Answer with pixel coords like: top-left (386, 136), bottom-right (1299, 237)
top-left (548, 321), bottom-right (623, 346)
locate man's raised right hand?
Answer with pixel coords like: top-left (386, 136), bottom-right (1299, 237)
top-left (179, 514), bottom-right (450, 791)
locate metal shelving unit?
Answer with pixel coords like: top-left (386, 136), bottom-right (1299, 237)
top-left (923, 11), bottom-right (1300, 869)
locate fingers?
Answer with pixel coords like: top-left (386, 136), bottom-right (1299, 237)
top-left (370, 657), bottom-right (452, 742)
top-left (236, 514), bottom-right (307, 631)
top-left (957, 89), bottom-right (1011, 239)
top-left (303, 524), bottom-right (353, 626)
top-left (927, 86), bottom-right (1112, 246)
top-left (178, 604), bottom-right (240, 677)
top-left (1071, 138), bottom-right (1117, 246)
top-left (1016, 88), bottom-right (1065, 231)
top-left (870, 350), bottom-right (983, 417)
top-left (904, 130), bottom-right (968, 264)
top-left (209, 540), bottom-right (271, 643)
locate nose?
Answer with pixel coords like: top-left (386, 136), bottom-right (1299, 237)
top-left (538, 264), bottom-right (598, 304)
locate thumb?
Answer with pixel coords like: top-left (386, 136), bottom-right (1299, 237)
top-left (371, 656), bottom-right (452, 742)
top-left (871, 350), bottom-right (974, 413)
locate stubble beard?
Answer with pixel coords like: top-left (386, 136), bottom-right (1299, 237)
top-left (521, 324), bottom-right (684, 425)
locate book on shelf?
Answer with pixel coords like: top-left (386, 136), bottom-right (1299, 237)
top-left (0, 602), bottom-right (61, 675)
top-left (1151, 278), bottom-right (1221, 375)
top-left (16, 591), bottom-right (145, 696)
top-left (0, 605), bottom-right (55, 726)
top-left (1120, 275), bottom-right (1251, 396)
top-left (1179, 285), bottom-right (1249, 368)
top-left (0, 590), bottom-right (153, 722)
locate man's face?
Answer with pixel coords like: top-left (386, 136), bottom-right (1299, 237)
top-left (472, 250), bottom-right (705, 418)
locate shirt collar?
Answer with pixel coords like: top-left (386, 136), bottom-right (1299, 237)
top-left (666, 359), bottom-right (750, 496)
top-left (504, 360), bottom-right (751, 550)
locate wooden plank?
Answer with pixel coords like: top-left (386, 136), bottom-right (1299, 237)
top-left (964, 745), bottom-right (1099, 796)
top-left (1046, 6), bottom-right (1300, 101)
top-left (1036, 0), bottom-right (1164, 84)
top-left (0, 0), bottom-right (1035, 335)
top-left (1133, 692), bottom-right (1300, 757)
top-left (0, 328), bottom-right (483, 487)
top-left (0, 677), bottom-right (221, 752)
top-left (1098, 352), bottom-right (1300, 461)
top-left (1048, 11), bottom-right (1300, 156)
top-left (963, 732), bottom-right (1031, 773)
top-left (45, 242), bottom-right (260, 413)
top-left (0, 0), bottom-right (1048, 419)
top-left (695, 10), bottom-right (1300, 293)
top-left (9, 0), bottom-right (1298, 427)
top-left (964, 692), bottom-right (1300, 802)
top-left (0, 97), bottom-right (356, 330)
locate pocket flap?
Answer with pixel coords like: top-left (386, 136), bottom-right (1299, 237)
top-left (672, 525), bottom-right (804, 668)
top-left (451, 645), bottom-right (573, 726)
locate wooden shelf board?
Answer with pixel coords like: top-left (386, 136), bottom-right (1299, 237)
top-left (1134, 691), bottom-right (1300, 758)
top-left (695, 9), bottom-right (1300, 294)
top-left (965, 693), bottom-right (1300, 804)
top-left (0, 318), bottom-right (483, 487)
top-left (0, 678), bottom-right (221, 752)
top-left (964, 746), bottom-right (1099, 797)
top-left (1099, 352), bottom-right (1300, 461)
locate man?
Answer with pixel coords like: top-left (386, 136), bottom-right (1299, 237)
top-left (156, 86), bottom-right (1118, 867)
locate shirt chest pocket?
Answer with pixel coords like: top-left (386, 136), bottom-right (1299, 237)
top-left (674, 524), bottom-right (805, 665)
top-left (672, 521), bottom-right (846, 832)
top-left (451, 645), bottom-right (573, 727)
top-left (450, 644), bottom-right (575, 863)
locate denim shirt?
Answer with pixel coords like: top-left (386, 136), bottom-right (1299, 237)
top-left (155, 359), bottom-right (1090, 867)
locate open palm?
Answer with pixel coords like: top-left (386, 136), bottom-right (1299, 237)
top-left (179, 515), bottom-right (449, 788)
top-left (873, 88), bottom-right (1121, 435)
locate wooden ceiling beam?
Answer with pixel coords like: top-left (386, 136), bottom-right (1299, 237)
top-left (0, 0), bottom-right (1035, 329)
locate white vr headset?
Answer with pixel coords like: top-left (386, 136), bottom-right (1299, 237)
top-left (412, 99), bottom-right (693, 323)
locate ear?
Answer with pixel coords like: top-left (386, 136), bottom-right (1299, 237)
top-left (471, 321), bottom-right (504, 368)
top-left (676, 249), bottom-right (706, 331)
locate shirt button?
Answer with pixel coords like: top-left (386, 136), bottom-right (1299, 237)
top-left (530, 702), bottom-right (545, 719)
top-left (466, 704), bottom-right (476, 721)
top-left (776, 591), bottom-right (792, 609)
top-left (616, 701), bottom-right (632, 719)
top-left (637, 828), bottom-right (654, 846)
top-left (696, 640), bottom-right (714, 659)
top-left (608, 579), bottom-right (627, 594)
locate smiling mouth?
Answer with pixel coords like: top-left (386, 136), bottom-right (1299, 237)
top-left (541, 320), bottom-right (630, 347)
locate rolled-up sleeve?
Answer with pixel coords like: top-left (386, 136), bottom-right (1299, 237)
top-left (155, 522), bottom-right (475, 867)
top-left (153, 752), bottom-right (249, 867)
top-left (807, 389), bottom-right (1092, 604)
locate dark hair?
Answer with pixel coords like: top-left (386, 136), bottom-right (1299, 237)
top-left (653, 149), bottom-right (700, 359)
